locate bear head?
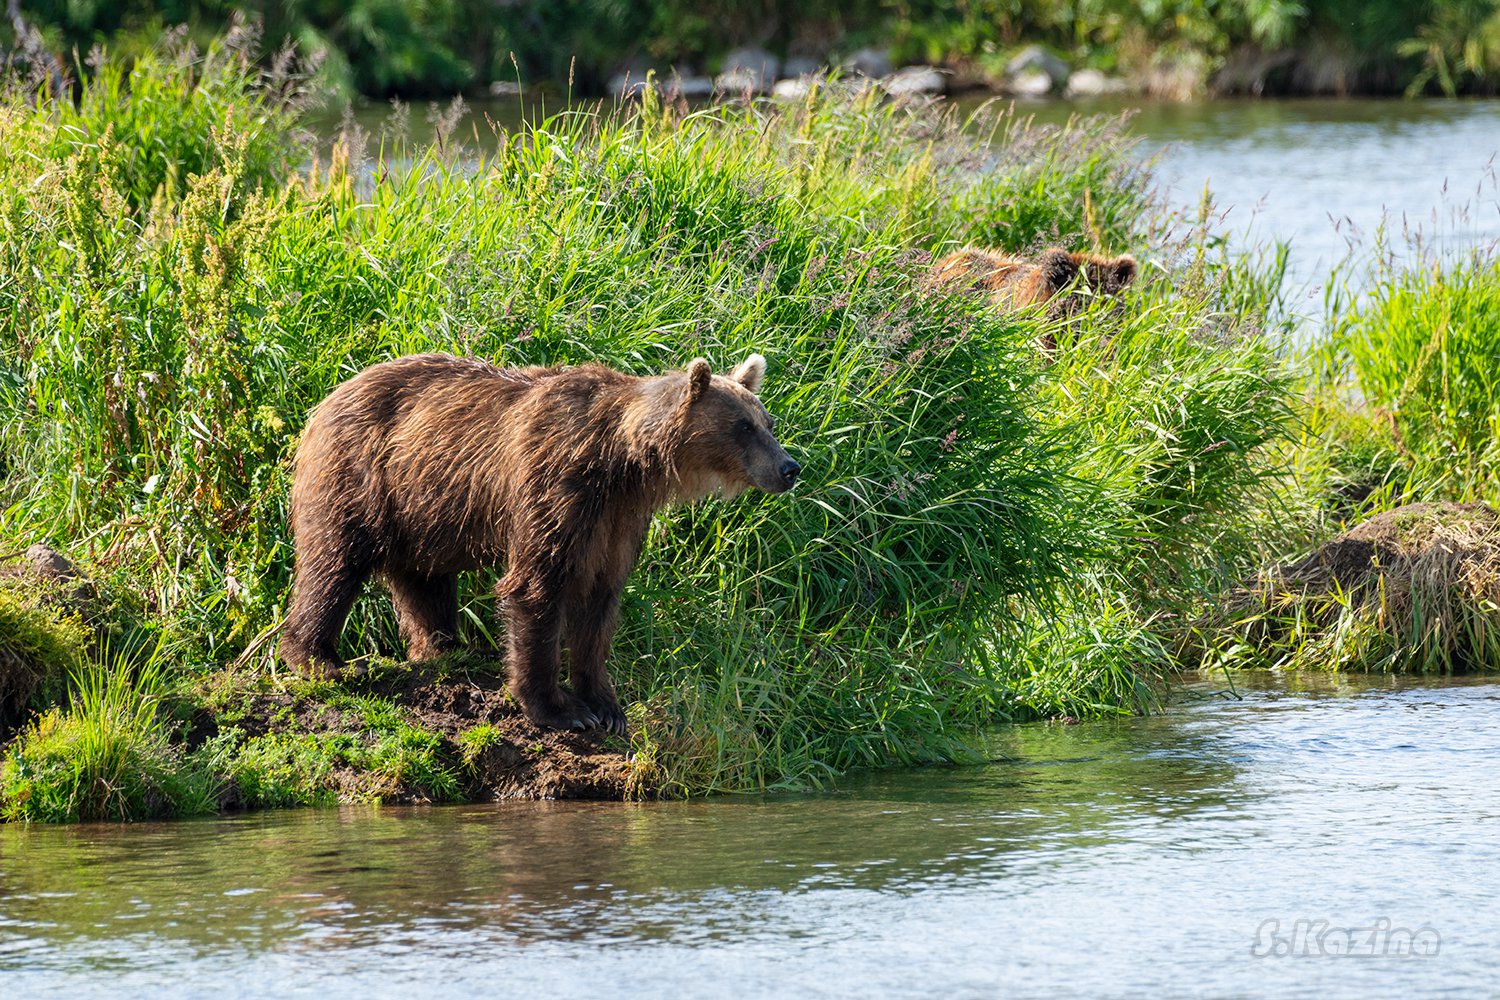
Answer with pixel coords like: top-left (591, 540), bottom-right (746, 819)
top-left (1080, 253), bottom-right (1137, 295)
top-left (669, 354), bottom-right (800, 500)
top-left (1034, 249), bottom-right (1137, 315)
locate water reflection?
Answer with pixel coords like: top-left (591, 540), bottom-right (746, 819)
top-left (0, 710), bottom-right (1246, 948)
top-left (5, 672), bottom-right (1500, 997)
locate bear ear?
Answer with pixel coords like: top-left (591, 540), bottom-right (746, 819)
top-left (730, 353), bottom-right (766, 394)
top-left (1112, 255), bottom-right (1138, 289)
top-left (686, 358), bottom-right (712, 402)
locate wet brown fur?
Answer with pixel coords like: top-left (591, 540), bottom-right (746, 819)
top-left (279, 352), bottom-right (795, 733)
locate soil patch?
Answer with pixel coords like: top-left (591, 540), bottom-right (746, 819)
top-left (1217, 501), bottom-right (1500, 671)
top-left (199, 658), bottom-right (655, 804)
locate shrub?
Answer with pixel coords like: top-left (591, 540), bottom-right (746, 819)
top-left (0, 589), bottom-right (89, 737)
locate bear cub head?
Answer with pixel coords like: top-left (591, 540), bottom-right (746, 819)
top-left (666, 354), bottom-right (800, 500)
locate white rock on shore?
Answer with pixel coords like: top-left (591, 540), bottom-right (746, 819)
top-left (1064, 68), bottom-right (1129, 97)
top-left (1006, 45), bottom-right (1071, 87)
top-left (885, 65), bottom-right (946, 97)
top-left (716, 46), bottom-right (780, 93)
top-left (844, 47), bottom-right (893, 78)
top-left (1009, 70), bottom-right (1054, 97)
top-left (772, 76), bottom-right (819, 101)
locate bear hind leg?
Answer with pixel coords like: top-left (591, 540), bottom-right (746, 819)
top-left (385, 568), bottom-right (460, 661)
top-left (280, 546), bottom-right (373, 679)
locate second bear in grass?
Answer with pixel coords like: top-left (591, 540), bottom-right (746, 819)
top-left (280, 353), bottom-right (800, 734)
top-left (930, 246), bottom-right (1137, 315)
top-left (931, 246), bottom-right (1137, 354)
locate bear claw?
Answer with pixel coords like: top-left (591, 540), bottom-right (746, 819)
top-left (524, 692), bottom-right (606, 732)
top-left (590, 704), bottom-right (628, 736)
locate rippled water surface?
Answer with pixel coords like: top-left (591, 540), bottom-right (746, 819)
top-left (4, 672), bottom-right (1498, 998)
top-left (1058, 97), bottom-right (1500, 297)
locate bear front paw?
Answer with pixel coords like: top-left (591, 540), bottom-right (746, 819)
top-left (519, 690), bottom-right (600, 732)
top-left (582, 696), bottom-right (628, 736)
top-left (293, 657), bottom-right (345, 682)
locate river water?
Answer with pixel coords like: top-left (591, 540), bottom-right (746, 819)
top-left (4, 672), bottom-right (1498, 997)
top-left (1048, 97), bottom-right (1500, 302)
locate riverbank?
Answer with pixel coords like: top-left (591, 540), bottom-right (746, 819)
top-left (6, 4), bottom-right (1500, 102)
top-left (1, 34), bottom-right (1498, 821)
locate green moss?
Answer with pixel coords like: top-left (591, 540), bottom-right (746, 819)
top-left (358, 724), bottom-right (460, 801)
top-left (0, 590), bottom-right (90, 735)
top-left (204, 683), bottom-right (462, 807)
top-left (202, 713), bottom-right (461, 810)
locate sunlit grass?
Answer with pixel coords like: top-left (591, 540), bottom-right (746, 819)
top-left (0, 652), bottom-right (218, 822)
top-left (1322, 243), bottom-right (1500, 504)
top-left (1191, 217), bottom-right (1500, 677)
top-left (0, 34), bottom-right (1318, 815)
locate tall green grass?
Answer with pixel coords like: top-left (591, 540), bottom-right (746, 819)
top-left (1324, 246), bottom-right (1500, 503)
top-left (1002, 230), bottom-right (1307, 715)
top-left (0, 38), bottom-right (1308, 813)
top-left (1187, 218), bottom-right (1500, 678)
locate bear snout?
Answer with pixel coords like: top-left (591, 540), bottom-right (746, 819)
top-left (754, 453), bottom-right (799, 493)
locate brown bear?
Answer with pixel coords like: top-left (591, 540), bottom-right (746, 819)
top-left (929, 246), bottom-right (1138, 357)
top-left (929, 246), bottom-right (1137, 315)
top-left (279, 352), bottom-right (799, 734)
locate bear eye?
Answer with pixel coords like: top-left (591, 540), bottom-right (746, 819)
top-left (734, 418), bottom-right (753, 437)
